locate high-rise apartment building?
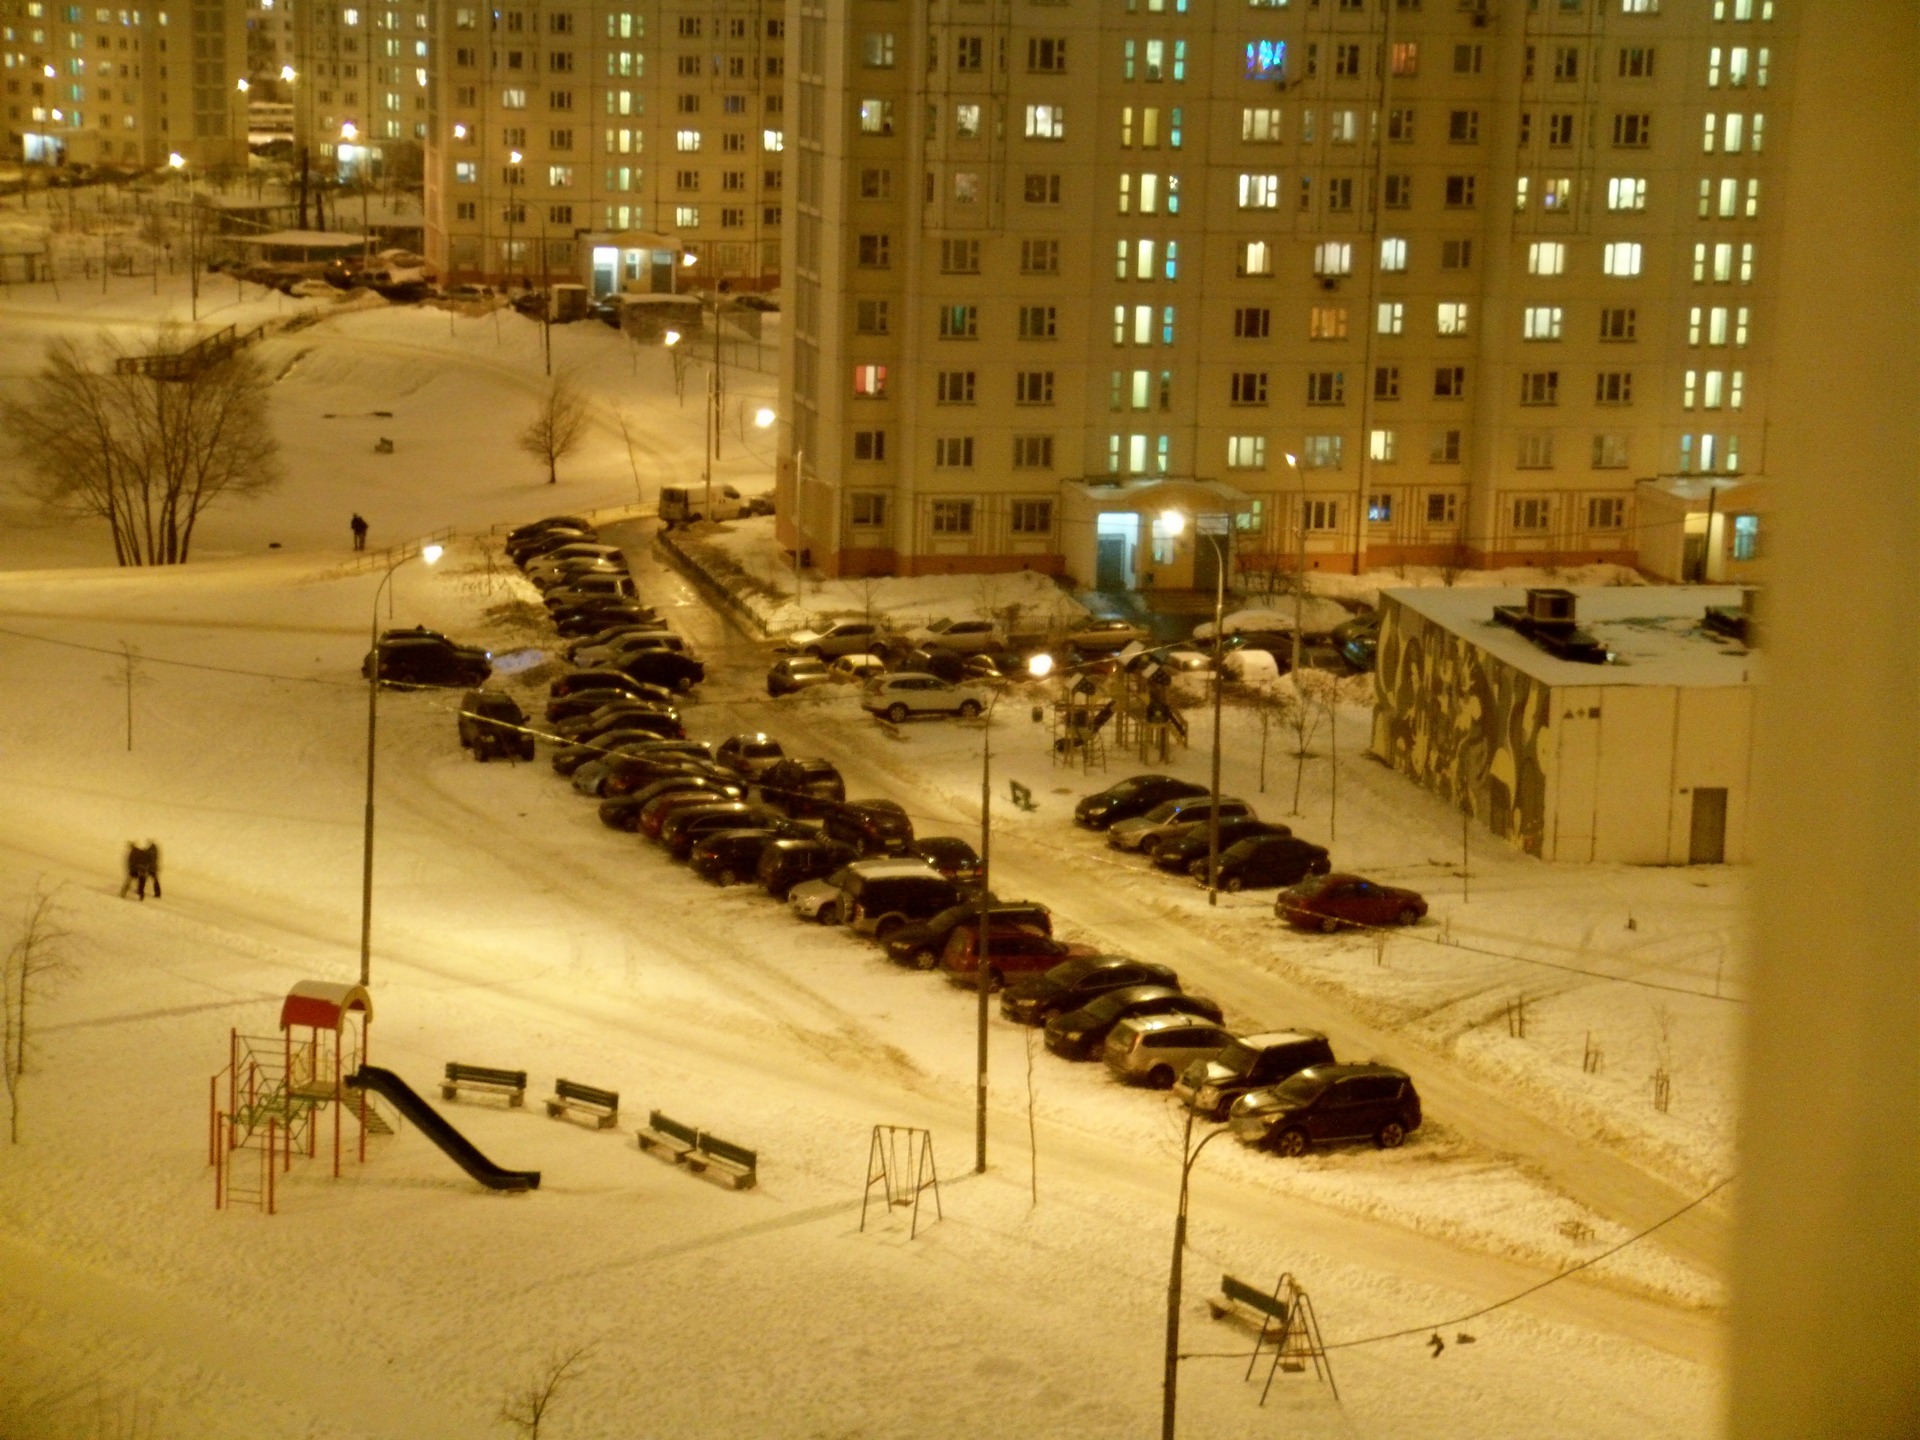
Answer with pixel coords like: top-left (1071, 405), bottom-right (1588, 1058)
top-left (423, 0), bottom-right (784, 290)
top-left (781, 0), bottom-right (1790, 586)
top-left (289, 0), bottom-right (430, 183)
top-left (1, 0), bottom-right (247, 168)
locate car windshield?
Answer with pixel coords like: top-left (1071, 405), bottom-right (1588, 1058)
top-left (1289, 874), bottom-right (1334, 896)
top-left (1106, 778), bottom-right (1150, 799)
top-left (791, 661), bottom-right (827, 676)
top-left (1271, 1073), bottom-right (1329, 1104)
top-left (1142, 800), bottom-right (1183, 823)
top-left (1212, 1041), bottom-right (1262, 1075)
top-left (1045, 958), bottom-right (1100, 987)
top-left (744, 742), bottom-right (781, 758)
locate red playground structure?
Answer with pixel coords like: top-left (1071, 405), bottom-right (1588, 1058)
top-left (209, 981), bottom-right (381, 1213)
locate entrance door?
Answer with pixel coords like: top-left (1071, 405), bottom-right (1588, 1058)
top-left (1094, 513), bottom-right (1140, 592)
top-left (590, 246), bottom-right (617, 297)
top-left (1688, 787), bottom-right (1727, 864)
top-left (1194, 517), bottom-right (1230, 594)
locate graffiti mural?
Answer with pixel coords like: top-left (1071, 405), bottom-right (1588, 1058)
top-left (1370, 596), bottom-right (1551, 856)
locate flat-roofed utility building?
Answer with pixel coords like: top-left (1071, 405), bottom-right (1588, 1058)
top-left (1371, 583), bottom-right (1756, 864)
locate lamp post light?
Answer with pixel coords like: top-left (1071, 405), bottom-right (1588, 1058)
top-left (504, 147), bottom-right (523, 288)
top-left (975, 650), bottom-right (1054, 1173)
top-left (360, 542), bottom-right (444, 986)
top-left (1162, 509), bottom-right (1228, 907)
top-left (1162, 1110), bottom-right (1232, 1440)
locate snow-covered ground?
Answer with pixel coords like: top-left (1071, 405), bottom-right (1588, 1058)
top-left (0, 249), bottom-right (1732, 1439)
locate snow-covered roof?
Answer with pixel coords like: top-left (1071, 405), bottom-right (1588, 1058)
top-left (1386, 585), bottom-right (1757, 689)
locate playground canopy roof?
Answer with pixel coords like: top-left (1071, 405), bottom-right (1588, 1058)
top-left (280, 980), bottom-right (373, 1031)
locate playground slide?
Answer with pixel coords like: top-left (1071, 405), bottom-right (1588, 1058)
top-left (347, 1066), bottom-right (541, 1192)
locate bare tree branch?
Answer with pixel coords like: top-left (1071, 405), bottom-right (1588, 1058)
top-left (500, 1344), bottom-right (592, 1440)
top-left (4, 883), bottom-right (74, 1144)
top-left (519, 376), bottom-right (590, 486)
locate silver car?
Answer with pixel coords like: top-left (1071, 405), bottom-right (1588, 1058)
top-left (1102, 1013), bottom-right (1235, 1089)
top-left (787, 859), bottom-right (938, 924)
top-left (1107, 796), bottom-right (1255, 854)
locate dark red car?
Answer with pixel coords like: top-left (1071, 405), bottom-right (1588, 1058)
top-left (1275, 873), bottom-right (1428, 933)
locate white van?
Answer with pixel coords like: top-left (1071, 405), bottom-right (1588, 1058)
top-left (659, 485), bottom-right (746, 524)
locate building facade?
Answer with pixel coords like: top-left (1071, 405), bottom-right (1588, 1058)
top-left (421, 0), bottom-right (785, 291)
top-left (779, 0), bottom-right (1791, 586)
top-left (288, 0), bottom-right (429, 185)
top-left (1, 0), bottom-right (247, 168)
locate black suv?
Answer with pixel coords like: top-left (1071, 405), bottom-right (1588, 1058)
top-left (1174, 1030), bottom-right (1336, 1120)
top-left (759, 757), bottom-right (847, 817)
top-left (1001, 956), bottom-right (1181, 1026)
top-left (819, 799), bottom-right (914, 856)
top-left (1228, 1063), bottom-right (1422, 1155)
top-left (364, 630), bottom-right (491, 687)
top-left (1074, 774), bottom-right (1209, 830)
top-left (456, 690), bottom-right (535, 761)
top-left (1044, 986), bottom-right (1224, 1061)
top-left (882, 899), bottom-right (1051, 970)
top-left (756, 837), bottom-right (861, 899)
top-left (616, 648), bottom-right (706, 694)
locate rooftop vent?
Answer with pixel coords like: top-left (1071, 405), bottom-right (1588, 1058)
top-left (1491, 588), bottom-right (1610, 664)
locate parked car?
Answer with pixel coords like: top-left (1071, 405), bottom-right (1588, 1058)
top-left (941, 925), bottom-right (1099, 990)
top-left (600, 753), bottom-right (726, 798)
top-left (715, 732), bottom-right (787, 779)
top-left (552, 601), bottom-right (658, 637)
top-left (1228, 1063), bottom-right (1423, 1155)
top-left (1173, 1031), bottom-right (1337, 1121)
top-left (1073, 774), bottom-right (1210, 830)
top-left (553, 699), bottom-right (681, 740)
top-left (456, 691), bottom-right (534, 761)
top-left (1152, 818), bottom-right (1292, 874)
top-left (561, 620), bottom-right (666, 662)
top-left (818, 798), bottom-right (914, 857)
top-left (1064, 617), bottom-right (1151, 652)
top-left (1331, 612), bottom-right (1381, 673)
top-left (506, 514), bottom-right (595, 548)
top-left (788, 860), bottom-right (941, 925)
top-left (1103, 1013), bottom-right (1236, 1089)
top-left (553, 726), bottom-right (682, 778)
top-left (548, 668), bottom-right (656, 706)
top-left (364, 632), bottom-right (491, 687)
top-left (1108, 796), bottom-right (1256, 855)
top-left (545, 682), bottom-right (676, 725)
top-left (1044, 986), bottom-right (1225, 1061)
top-left (639, 783), bottom-right (739, 839)
top-left (660, 483), bottom-right (746, 524)
top-left (599, 778), bottom-right (741, 831)
top-left (837, 866), bottom-right (960, 938)
top-left (615, 648), bottom-right (705, 694)
top-left (524, 544), bottom-right (626, 580)
top-left (758, 756), bottom-right (846, 816)
top-left (892, 646), bottom-right (967, 684)
top-left (561, 710), bottom-right (685, 745)
top-left (571, 631), bottom-right (690, 668)
top-left (1276, 874), bottom-right (1429, 932)
top-left (661, 803), bottom-right (793, 860)
top-left (783, 620), bottom-right (886, 658)
top-left (756, 837), bottom-right (861, 900)
top-left (1198, 835), bottom-right (1332, 892)
top-left (904, 618), bottom-right (1003, 654)
top-left (904, 837), bottom-right (982, 887)
top-left (508, 529), bottom-right (599, 566)
top-left (767, 656), bottom-right (833, 697)
top-left (1000, 956), bottom-right (1181, 1026)
top-left (829, 653), bottom-right (889, 684)
top-left (861, 673), bottom-right (988, 723)
top-left (690, 826), bottom-right (809, 886)
top-left (544, 577), bottom-right (640, 613)
top-left (882, 900), bottom-right (1051, 970)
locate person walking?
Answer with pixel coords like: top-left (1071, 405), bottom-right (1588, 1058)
top-left (350, 513), bottom-right (369, 551)
top-left (130, 840), bottom-right (161, 900)
top-left (119, 841), bottom-right (141, 898)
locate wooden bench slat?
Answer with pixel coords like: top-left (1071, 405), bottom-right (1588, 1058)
top-left (547, 1078), bottom-right (621, 1130)
top-left (441, 1062), bottom-right (528, 1107)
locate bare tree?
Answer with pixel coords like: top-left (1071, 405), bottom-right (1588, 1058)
top-left (1285, 669), bottom-right (1339, 815)
top-left (519, 376), bottom-right (590, 485)
top-left (500, 1345), bottom-right (591, 1440)
top-left (4, 885), bottom-right (73, 1144)
top-left (3, 335), bottom-right (283, 565)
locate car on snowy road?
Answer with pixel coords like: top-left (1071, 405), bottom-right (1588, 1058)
top-left (1043, 987), bottom-right (1225, 1061)
top-left (456, 690), bottom-right (535, 761)
top-left (1151, 818), bottom-right (1291, 874)
top-left (1103, 1013), bottom-right (1236, 1089)
top-left (766, 656), bottom-right (833, 697)
top-left (1194, 835), bottom-right (1331, 892)
top-left (902, 837), bottom-right (982, 888)
top-left (818, 798), bottom-right (914, 857)
top-left (787, 860), bottom-right (945, 926)
top-left (715, 732), bottom-right (787, 779)
top-left (561, 620), bottom-right (666, 661)
top-left (1228, 1063), bottom-right (1423, 1156)
top-left (1275, 874), bottom-right (1429, 932)
top-left (1173, 1030), bottom-right (1337, 1121)
top-left (364, 632), bottom-right (492, 688)
top-left (902, 618), bottom-right (1003, 654)
top-left (613, 648), bottom-right (705, 694)
top-left (781, 620), bottom-right (886, 658)
top-left (1062, 617), bottom-right (1152, 652)
top-left (545, 682), bottom-right (677, 725)
top-left (1107, 796), bottom-right (1256, 855)
top-left (756, 837), bottom-right (862, 900)
top-left (551, 600), bottom-right (658, 637)
top-left (757, 757), bottom-right (846, 816)
top-left (599, 777), bottom-right (742, 831)
top-left (881, 899), bottom-right (1051, 970)
top-left (1073, 774), bottom-right (1209, 831)
top-left (1000, 956), bottom-right (1182, 1026)
top-left (860, 673), bottom-right (988, 723)
top-left (690, 827), bottom-right (810, 886)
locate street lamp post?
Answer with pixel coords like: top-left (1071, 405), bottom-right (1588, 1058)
top-left (1162, 510), bottom-right (1227, 906)
top-left (167, 151), bottom-right (197, 321)
top-left (360, 542), bottom-right (444, 986)
top-left (340, 123), bottom-right (372, 268)
top-left (975, 652), bottom-right (1054, 1173)
top-left (1289, 452), bottom-right (1305, 680)
top-left (1162, 1110), bottom-right (1231, 1440)
top-left (504, 147), bottom-right (523, 288)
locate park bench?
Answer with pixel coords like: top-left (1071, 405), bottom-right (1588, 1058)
top-left (545, 1078), bottom-right (620, 1130)
top-left (440, 1063), bottom-right (527, 1108)
top-left (1209, 1274), bottom-right (1292, 1331)
top-left (637, 1110), bottom-right (758, 1190)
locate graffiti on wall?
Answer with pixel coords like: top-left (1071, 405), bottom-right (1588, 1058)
top-left (1371, 597), bottom-right (1551, 856)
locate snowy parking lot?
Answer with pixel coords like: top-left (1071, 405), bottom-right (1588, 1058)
top-left (0, 274), bottom-right (1732, 1440)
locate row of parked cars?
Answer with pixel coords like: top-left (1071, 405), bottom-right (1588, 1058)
top-left (1072, 774), bottom-right (1430, 927)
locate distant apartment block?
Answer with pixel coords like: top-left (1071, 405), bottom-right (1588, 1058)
top-left (422, 0), bottom-right (784, 292)
top-left (780, 0), bottom-right (1790, 587)
top-left (1, 0), bottom-right (247, 168)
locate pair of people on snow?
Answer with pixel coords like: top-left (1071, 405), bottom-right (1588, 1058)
top-left (121, 841), bottom-right (161, 900)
